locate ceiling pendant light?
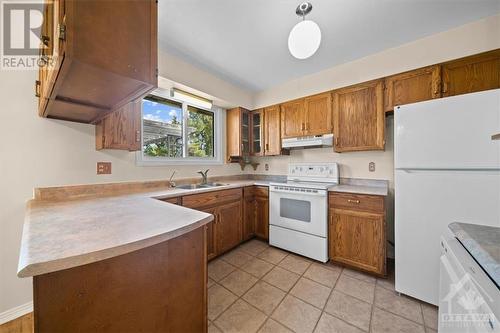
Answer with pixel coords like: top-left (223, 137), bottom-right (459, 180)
top-left (288, 2), bottom-right (321, 60)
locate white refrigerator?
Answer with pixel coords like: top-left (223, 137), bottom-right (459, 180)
top-left (395, 89), bottom-right (500, 305)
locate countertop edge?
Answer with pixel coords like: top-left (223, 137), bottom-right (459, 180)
top-left (18, 214), bottom-right (213, 278)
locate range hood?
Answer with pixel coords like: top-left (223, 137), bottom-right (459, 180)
top-left (282, 134), bottom-right (334, 149)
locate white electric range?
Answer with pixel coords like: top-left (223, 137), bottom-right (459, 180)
top-left (269, 163), bottom-right (339, 262)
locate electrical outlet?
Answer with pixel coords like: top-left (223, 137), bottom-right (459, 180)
top-left (369, 162), bottom-right (375, 172)
top-left (97, 162), bottom-right (112, 175)
top-left (265, 163), bottom-right (269, 171)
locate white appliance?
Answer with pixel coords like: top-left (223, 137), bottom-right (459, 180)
top-left (282, 134), bottom-right (333, 149)
top-left (269, 162), bottom-right (339, 262)
top-left (439, 236), bottom-right (499, 332)
top-left (395, 89), bottom-right (500, 305)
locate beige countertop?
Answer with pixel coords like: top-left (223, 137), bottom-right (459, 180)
top-left (18, 178), bottom-right (387, 278)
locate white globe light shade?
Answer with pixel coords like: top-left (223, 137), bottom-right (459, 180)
top-left (288, 20), bottom-right (321, 60)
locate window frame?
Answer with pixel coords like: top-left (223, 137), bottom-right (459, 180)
top-left (136, 89), bottom-right (223, 166)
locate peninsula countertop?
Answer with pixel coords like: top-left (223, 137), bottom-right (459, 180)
top-left (18, 177), bottom-right (388, 278)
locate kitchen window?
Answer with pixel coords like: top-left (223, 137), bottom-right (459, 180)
top-left (137, 91), bottom-right (222, 165)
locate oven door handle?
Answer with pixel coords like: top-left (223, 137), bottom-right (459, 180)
top-left (269, 188), bottom-right (327, 197)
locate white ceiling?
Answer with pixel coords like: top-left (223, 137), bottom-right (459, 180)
top-left (159, 0), bottom-right (500, 92)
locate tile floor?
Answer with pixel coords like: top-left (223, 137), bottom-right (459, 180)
top-left (208, 239), bottom-right (438, 333)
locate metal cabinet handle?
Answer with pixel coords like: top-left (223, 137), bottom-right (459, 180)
top-left (347, 199), bottom-right (360, 204)
top-left (306, 122), bottom-right (310, 130)
top-left (265, 143), bottom-right (269, 151)
top-left (442, 81), bottom-right (448, 94)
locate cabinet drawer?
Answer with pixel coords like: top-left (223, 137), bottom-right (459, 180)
top-left (183, 188), bottom-right (242, 209)
top-left (329, 193), bottom-right (384, 213)
top-left (254, 186), bottom-right (269, 197)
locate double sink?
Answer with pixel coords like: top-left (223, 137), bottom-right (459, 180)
top-left (175, 182), bottom-right (227, 190)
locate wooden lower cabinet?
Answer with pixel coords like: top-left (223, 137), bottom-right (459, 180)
top-left (202, 207), bottom-right (217, 260)
top-left (182, 188), bottom-right (243, 259)
top-left (254, 191), bottom-right (269, 240)
top-left (328, 193), bottom-right (386, 276)
top-left (243, 187), bottom-right (256, 240)
top-left (33, 226), bottom-right (207, 333)
top-left (217, 201), bottom-right (243, 254)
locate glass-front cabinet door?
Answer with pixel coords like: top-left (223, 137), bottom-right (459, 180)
top-left (251, 110), bottom-right (263, 156)
top-left (241, 109), bottom-right (250, 156)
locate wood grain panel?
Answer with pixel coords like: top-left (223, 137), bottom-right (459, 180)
top-left (33, 227), bottom-right (207, 333)
top-left (254, 195), bottom-right (269, 240)
top-left (304, 92), bottom-right (333, 135)
top-left (442, 49), bottom-right (500, 97)
top-left (329, 208), bottom-right (386, 276)
top-left (216, 201), bottom-right (243, 254)
top-left (38, 0), bottom-right (157, 123)
top-left (226, 108), bottom-right (242, 159)
top-left (280, 99), bottom-right (305, 138)
top-left (201, 207), bottom-right (217, 261)
top-left (384, 65), bottom-right (441, 112)
top-left (182, 188), bottom-right (242, 209)
top-left (329, 192), bottom-right (384, 213)
top-left (160, 197), bottom-right (180, 205)
top-left (332, 79), bottom-right (385, 152)
top-left (243, 187), bottom-right (255, 241)
top-left (264, 105), bottom-right (282, 155)
top-left (253, 186), bottom-right (269, 198)
top-left (0, 313), bottom-right (33, 333)
top-left (95, 99), bottom-right (141, 151)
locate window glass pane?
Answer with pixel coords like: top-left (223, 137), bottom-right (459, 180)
top-left (187, 106), bottom-right (215, 158)
top-left (280, 198), bottom-right (311, 222)
top-left (142, 96), bottom-right (183, 158)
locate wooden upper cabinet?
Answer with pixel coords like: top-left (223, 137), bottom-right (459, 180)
top-left (226, 107), bottom-right (248, 160)
top-left (37, 0), bottom-right (157, 123)
top-left (332, 79), bottom-right (385, 152)
top-left (304, 92), bottom-right (333, 135)
top-left (264, 105), bottom-right (282, 156)
top-left (280, 99), bottom-right (305, 138)
top-left (384, 65), bottom-right (441, 112)
top-left (95, 99), bottom-right (142, 151)
top-left (442, 49), bottom-right (500, 97)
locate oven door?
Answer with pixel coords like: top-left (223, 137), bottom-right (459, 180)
top-left (269, 187), bottom-right (327, 237)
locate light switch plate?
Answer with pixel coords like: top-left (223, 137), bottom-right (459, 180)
top-left (369, 162), bottom-right (375, 172)
top-left (97, 162), bottom-right (112, 175)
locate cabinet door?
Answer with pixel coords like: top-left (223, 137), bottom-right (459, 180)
top-left (243, 195), bottom-right (255, 241)
top-left (226, 107), bottom-right (242, 159)
top-left (384, 65), bottom-right (441, 112)
top-left (442, 50), bottom-right (500, 97)
top-left (280, 99), bottom-right (305, 138)
top-left (264, 105), bottom-right (282, 156)
top-left (254, 195), bottom-right (269, 240)
top-left (216, 201), bottom-right (242, 254)
top-left (95, 99), bottom-right (142, 151)
top-left (329, 208), bottom-right (385, 275)
top-left (202, 207), bottom-right (217, 261)
top-left (332, 79), bottom-right (385, 152)
top-left (304, 92), bottom-right (332, 135)
top-left (251, 110), bottom-right (263, 156)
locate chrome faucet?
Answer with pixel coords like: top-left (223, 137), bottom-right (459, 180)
top-left (168, 170), bottom-right (176, 188)
top-left (197, 169), bottom-right (209, 185)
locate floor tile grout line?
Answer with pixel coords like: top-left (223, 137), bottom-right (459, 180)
top-left (372, 305), bottom-right (427, 329)
top-left (311, 266), bottom-right (344, 333)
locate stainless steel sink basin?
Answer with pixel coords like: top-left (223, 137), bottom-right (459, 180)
top-left (176, 183), bottom-right (227, 190)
